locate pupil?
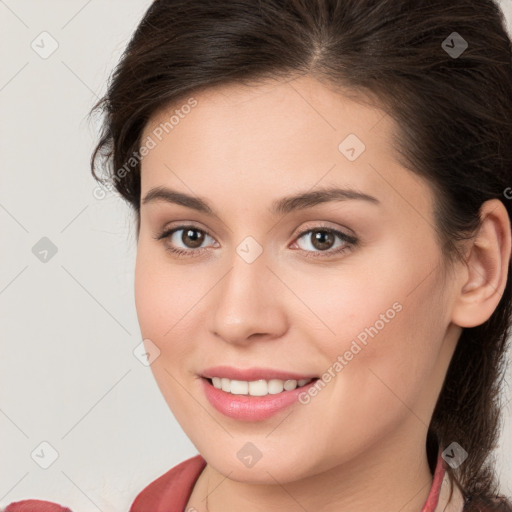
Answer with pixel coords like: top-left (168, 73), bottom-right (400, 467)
top-left (184, 229), bottom-right (204, 248)
top-left (313, 231), bottom-right (333, 250)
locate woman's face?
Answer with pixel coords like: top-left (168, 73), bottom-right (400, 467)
top-left (135, 75), bottom-right (462, 483)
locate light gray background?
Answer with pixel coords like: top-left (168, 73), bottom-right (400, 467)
top-left (1, 1), bottom-right (511, 510)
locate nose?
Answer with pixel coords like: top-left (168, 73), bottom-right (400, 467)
top-left (208, 250), bottom-right (289, 346)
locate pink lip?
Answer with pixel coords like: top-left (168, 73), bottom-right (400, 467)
top-left (200, 368), bottom-right (319, 421)
top-left (201, 366), bottom-right (317, 381)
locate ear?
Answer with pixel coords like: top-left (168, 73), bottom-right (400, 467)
top-left (451, 199), bottom-right (512, 328)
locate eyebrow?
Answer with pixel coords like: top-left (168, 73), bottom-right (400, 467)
top-left (142, 185), bottom-right (380, 216)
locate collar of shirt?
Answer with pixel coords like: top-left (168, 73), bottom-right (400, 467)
top-left (421, 451), bottom-right (465, 512)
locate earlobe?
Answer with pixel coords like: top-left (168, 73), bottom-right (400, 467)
top-left (451, 199), bottom-right (512, 328)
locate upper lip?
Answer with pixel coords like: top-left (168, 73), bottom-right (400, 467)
top-left (201, 366), bottom-right (318, 381)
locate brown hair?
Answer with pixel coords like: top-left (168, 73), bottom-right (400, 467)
top-left (90, 0), bottom-right (512, 506)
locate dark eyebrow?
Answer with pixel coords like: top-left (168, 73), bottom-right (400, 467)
top-left (141, 185), bottom-right (380, 216)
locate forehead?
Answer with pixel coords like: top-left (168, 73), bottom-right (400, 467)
top-left (139, 75), bottom-right (434, 221)
top-left (142, 75), bottom-right (389, 147)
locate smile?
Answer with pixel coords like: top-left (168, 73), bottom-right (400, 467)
top-left (200, 367), bottom-right (320, 421)
top-left (208, 377), bottom-right (315, 396)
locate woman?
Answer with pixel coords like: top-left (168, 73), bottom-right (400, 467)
top-left (6, 0), bottom-right (512, 511)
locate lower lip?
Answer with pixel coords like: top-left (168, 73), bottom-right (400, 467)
top-left (201, 378), bottom-right (318, 421)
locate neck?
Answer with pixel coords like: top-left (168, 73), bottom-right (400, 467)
top-left (193, 436), bottom-right (435, 512)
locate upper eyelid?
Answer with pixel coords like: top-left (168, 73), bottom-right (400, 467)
top-left (159, 217), bottom-right (353, 235)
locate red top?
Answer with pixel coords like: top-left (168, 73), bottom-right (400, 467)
top-left (3, 502), bottom-right (72, 512)
top-left (3, 452), bottom-right (510, 511)
top-left (129, 454), bottom-right (206, 512)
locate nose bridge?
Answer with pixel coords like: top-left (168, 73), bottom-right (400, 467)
top-left (218, 244), bottom-right (272, 318)
top-left (209, 239), bottom-right (287, 343)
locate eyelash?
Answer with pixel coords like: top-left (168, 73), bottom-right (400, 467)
top-left (153, 224), bottom-right (358, 260)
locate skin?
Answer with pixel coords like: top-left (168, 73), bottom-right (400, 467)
top-left (134, 74), bottom-right (511, 511)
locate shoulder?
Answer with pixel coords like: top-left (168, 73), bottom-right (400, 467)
top-left (3, 500), bottom-right (72, 512)
top-left (2, 455), bottom-right (206, 512)
top-left (129, 454), bottom-right (207, 512)
top-left (463, 494), bottom-right (512, 512)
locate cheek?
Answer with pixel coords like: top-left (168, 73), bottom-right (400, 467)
top-left (134, 238), bottom-right (187, 333)
top-left (134, 242), bottom-right (209, 371)
top-left (134, 247), bottom-right (203, 420)
top-left (292, 249), bottom-right (447, 425)
top-left (134, 243), bottom-right (183, 349)
top-left (134, 249), bottom-right (165, 340)
top-left (322, 280), bottom-right (447, 434)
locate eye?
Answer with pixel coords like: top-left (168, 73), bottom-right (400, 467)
top-left (292, 227), bottom-right (357, 259)
top-left (153, 224), bottom-right (358, 259)
top-left (154, 225), bottom-right (217, 258)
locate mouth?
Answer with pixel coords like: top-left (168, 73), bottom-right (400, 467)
top-left (199, 367), bottom-right (320, 421)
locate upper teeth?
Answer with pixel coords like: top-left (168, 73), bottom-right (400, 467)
top-left (211, 377), bottom-right (313, 396)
